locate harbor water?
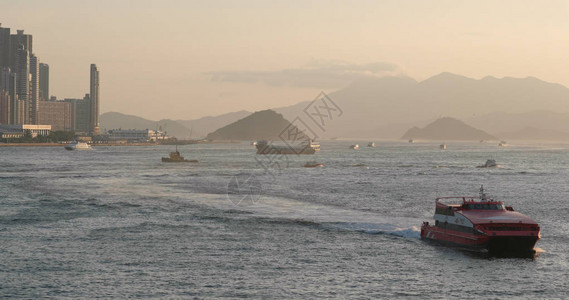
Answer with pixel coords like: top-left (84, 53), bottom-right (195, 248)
top-left (1, 141), bottom-right (568, 298)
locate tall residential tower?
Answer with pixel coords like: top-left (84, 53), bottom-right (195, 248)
top-left (39, 63), bottom-right (49, 100)
top-left (89, 64), bottom-right (100, 135)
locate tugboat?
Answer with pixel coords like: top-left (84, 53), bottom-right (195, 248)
top-left (162, 145), bottom-right (198, 163)
top-left (421, 186), bottom-right (540, 255)
top-left (477, 159), bottom-right (498, 168)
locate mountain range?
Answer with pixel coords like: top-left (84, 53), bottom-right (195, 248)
top-left (101, 72), bottom-right (569, 140)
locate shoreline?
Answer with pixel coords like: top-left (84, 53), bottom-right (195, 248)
top-left (0, 143), bottom-right (158, 147)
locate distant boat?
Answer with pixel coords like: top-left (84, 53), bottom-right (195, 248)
top-left (499, 141), bottom-right (507, 147)
top-left (256, 140), bottom-right (320, 154)
top-left (251, 141), bottom-right (257, 146)
top-left (304, 161), bottom-right (324, 168)
top-left (408, 139), bottom-right (414, 143)
top-left (367, 142), bottom-right (375, 147)
top-left (162, 145), bottom-right (198, 163)
top-left (64, 141), bottom-right (92, 151)
top-left (477, 159), bottom-right (498, 168)
top-left (440, 144), bottom-right (447, 150)
top-left (350, 144), bottom-right (359, 150)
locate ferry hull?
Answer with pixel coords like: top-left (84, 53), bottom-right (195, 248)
top-left (421, 224), bottom-right (539, 254)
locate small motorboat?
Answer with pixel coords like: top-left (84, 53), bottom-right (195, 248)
top-left (477, 159), bottom-right (498, 168)
top-left (64, 141), bottom-right (92, 150)
top-left (408, 139), bottom-right (414, 143)
top-left (498, 141), bottom-right (507, 147)
top-left (421, 186), bottom-right (540, 255)
top-left (350, 144), bottom-right (359, 150)
top-left (304, 161), bottom-right (324, 168)
top-left (440, 144), bottom-right (447, 150)
top-left (367, 142), bottom-right (375, 147)
top-left (162, 145), bottom-right (198, 163)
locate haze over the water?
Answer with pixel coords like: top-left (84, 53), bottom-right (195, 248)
top-left (4, 0), bottom-right (569, 120)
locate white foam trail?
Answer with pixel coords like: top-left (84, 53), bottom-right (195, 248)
top-left (189, 193), bottom-right (422, 239)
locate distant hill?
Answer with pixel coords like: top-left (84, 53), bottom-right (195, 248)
top-left (176, 110), bottom-right (251, 138)
top-left (100, 112), bottom-right (192, 139)
top-left (206, 109), bottom-right (308, 141)
top-left (401, 117), bottom-right (498, 141)
top-left (271, 73), bottom-right (569, 139)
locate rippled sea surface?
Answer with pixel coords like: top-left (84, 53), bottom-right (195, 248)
top-left (1, 141), bottom-right (568, 298)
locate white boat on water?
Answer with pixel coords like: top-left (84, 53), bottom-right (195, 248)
top-left (350, 144), bottom-right (359, 150)
top-left (64, 141), bottom-right (92, 150)
top-left (368, 142), bottom-right (375, 147)
top-left (440, 144), bottom-right (447, 150)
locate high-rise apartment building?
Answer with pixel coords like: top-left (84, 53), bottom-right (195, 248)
top-left (39, 63), bottom-right (49, 100)
top-left (29, 54), bottom-right (39, 124)
top-left (65, 94), bottom-right (91, 134)
top-left (0, 90), bottom-right (10, 124)
top-left (89, 64), bottom-right (100, 135)
top-left (38, 100), bottom-right (72, 131)
top-left (15, 45), bottom-right (29, 102)
top-left (0, 24), bottom-right (10, 69)
top-left (15, 45), bottom-right (29, 124)
top-left (9, 30), bottom-right (32, 71)
top-left (9, 72), bottom-right (19, 124)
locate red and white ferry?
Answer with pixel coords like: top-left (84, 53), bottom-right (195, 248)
top-left (421, 186), bottom-right (540, 254)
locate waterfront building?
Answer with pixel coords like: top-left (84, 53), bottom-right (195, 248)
top-left (38, 100), bottom-right (72, 131)
top-left (65, 95), bottom-right (90, 134)
top-left (107, 129), bottom-right (168, 142)
top-left (89, 64), bottom-right (100, 135)
top-left (0, 124), bottom-right (51, 139)
top-left (39, 63), bottom-right (48, 100)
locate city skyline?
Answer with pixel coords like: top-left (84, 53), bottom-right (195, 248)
top-left (3, 1), bottom-right (569, 121)
top-left (0, 22), bottom-right (100, 135)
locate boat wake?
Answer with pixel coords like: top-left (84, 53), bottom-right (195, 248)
top-left (324, 222), bottom-right (421, 238)
top-left (187, 193), bottom-right (421, 239)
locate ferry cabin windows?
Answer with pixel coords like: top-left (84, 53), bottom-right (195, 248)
top-left (462, 203), bottom-right (505, 210)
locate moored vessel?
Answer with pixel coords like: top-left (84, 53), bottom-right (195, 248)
top-left (421, 186), bottom-right (540, 255)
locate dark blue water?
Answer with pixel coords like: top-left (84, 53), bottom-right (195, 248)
top-left (1, 141), bottom-right (568, 298)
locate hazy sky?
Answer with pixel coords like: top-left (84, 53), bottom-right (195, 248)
top-left (3, 0), bottom-right (569, 120)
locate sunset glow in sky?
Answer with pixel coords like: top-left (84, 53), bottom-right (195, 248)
top-left (4, 0), bottom-right (569, 120)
